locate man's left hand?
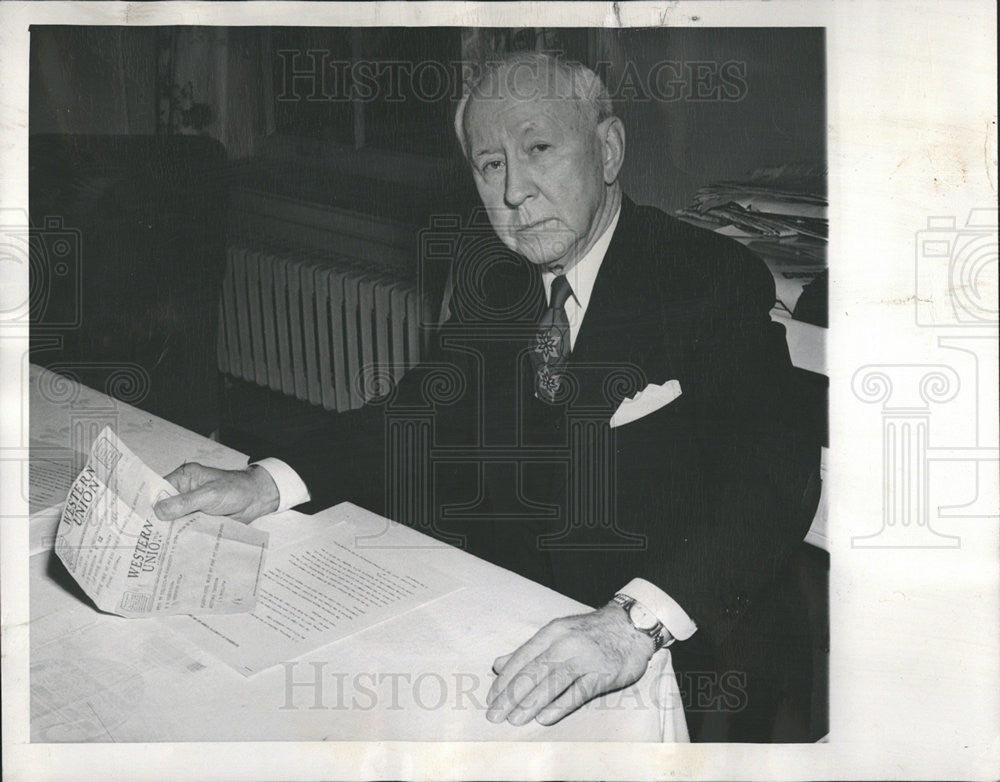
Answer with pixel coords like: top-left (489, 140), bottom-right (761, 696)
top-left (486, 602), bottom-right (656, 726)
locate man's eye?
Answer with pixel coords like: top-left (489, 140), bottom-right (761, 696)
top-left (481, 159), bottom-right (505, 174)
top-left (530, 143), bottom-right (551, 153)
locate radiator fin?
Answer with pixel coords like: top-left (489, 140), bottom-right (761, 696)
top-left (219, 243), bottom-right (424, 412)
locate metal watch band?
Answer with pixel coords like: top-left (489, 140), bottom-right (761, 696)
top-left (611, 593), bottom-right (667, 650)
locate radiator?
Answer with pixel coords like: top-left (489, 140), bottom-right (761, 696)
top-left (218, 242), bottom-right (423, 412)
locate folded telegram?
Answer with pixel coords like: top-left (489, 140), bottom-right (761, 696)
top-left (609, 379), bottom-right (682, 428)
top-left (54, 427), bottom-right (268, 618)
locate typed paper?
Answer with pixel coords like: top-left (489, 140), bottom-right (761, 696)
top-left (54, 427), bottom-right (268, 618)
top-left (172, 522), bottom-right (461, 676)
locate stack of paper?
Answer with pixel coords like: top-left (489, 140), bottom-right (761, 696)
top-left (676, 163), bottom-right (828, 313)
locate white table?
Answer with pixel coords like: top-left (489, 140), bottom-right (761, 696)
top-left (28, 365), bottom-right (687, 742)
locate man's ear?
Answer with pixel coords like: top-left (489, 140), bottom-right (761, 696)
top-left (597, 116), bottom-right (626, 184)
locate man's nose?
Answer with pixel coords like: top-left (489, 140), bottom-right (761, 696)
top-left (503, 158), bottom-right (535, 208)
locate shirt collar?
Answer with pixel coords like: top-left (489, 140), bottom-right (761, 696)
top-left (541, 205), bottom-right (622, 311)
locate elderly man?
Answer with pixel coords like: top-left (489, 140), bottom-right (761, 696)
top-left (156, 53), bottom-right (819, 741)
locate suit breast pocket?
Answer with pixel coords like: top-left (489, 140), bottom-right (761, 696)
top-left (610, 401), bottom-right (701, 502)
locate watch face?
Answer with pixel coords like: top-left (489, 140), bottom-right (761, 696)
top-left (628, 602), bottom-right (659, 632)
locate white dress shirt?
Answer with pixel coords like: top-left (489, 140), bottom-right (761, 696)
top-left (255, 203), bottom-right (697, 645)
top-left (540, 205), bottom-right (620, 351)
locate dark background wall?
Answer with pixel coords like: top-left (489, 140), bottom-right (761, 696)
top-left (610, 27), bottom-right (825, 213)
top-left (28, 25), bottom-right (826, 437)
top-left (31, 26), bottom-right (825, 214)
top-left (30, 27), bottom-right (159, 135)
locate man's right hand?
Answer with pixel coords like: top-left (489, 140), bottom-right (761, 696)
top-left (153, 463), bottom-right (280, 524)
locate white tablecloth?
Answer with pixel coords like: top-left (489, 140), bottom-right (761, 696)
top-left (28, 364), bottom-right (688, 742)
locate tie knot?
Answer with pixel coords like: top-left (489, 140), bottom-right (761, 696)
top-left (549, 274), bottom-right (573, 310)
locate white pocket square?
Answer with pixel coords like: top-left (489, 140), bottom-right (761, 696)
top-left (609, 379), bottom-right (682, 429)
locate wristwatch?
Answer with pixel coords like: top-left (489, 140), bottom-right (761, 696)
top-left (612, 593), bottom-right (668, 650)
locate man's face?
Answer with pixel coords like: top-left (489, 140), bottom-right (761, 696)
top-left (464, 70), bottom-right (610, 272)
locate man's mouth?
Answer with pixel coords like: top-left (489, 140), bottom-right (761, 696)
top-left (515, 218), bottom-right (554, 233)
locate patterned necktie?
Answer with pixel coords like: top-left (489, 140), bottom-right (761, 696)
top-left (531, 274), bottom-right (573, 403)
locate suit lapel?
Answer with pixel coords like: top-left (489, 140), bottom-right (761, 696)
top-left (569, 197), bottom-right (678, 403)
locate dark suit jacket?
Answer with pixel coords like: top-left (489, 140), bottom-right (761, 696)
top-left (266, 196), bottom-right (820, 723)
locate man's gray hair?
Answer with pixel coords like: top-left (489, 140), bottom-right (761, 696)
top-left (454, 51), bottom-right (615, 160)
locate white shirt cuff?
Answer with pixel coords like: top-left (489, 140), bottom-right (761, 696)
top-left (618, 577), bottom-right (698, 644)
top-left (251, 458), bottom-right (311, 512)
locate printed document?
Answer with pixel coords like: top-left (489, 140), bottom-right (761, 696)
top-left (171, 519), bottom-right (460, 676)
top-left (54, 427), bottom-right (268, 618)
